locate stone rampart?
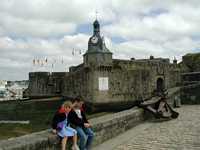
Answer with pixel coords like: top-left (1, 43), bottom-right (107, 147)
top-left (0, 108), bottom-right (145, 150)
top-left (181, 83), bottom-right (200, 104)
top-left (181, 71), bottom-right (200, 104)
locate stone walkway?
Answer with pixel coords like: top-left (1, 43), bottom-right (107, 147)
top-left (94, 105), bottom-right (200, 150)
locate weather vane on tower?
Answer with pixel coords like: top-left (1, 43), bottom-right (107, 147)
top-left (95, 9), bottom-right (99, 20)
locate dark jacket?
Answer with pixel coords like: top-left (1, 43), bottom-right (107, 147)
top-left (68, 109), bottom-right (88, 128)
top-left (51, 111), bottom-right (66, 130)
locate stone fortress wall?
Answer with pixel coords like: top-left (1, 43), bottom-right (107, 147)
top-left (180, 52), bottom-right (200, 104)
top-left (26, 57), bottom-right (180, 110)
top-left (27, 72), bottom-right (67, 98)
top-left (181, 53), bottom-right (200, 72)
top-left (25, 20), bottom-right (181, 110)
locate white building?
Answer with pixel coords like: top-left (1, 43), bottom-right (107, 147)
top-left (0, 86), bottom-right (6, 98)
top-left (0, 80), bottom-right (28, 101)
top-left (7, 83), bottom-right (27, 100)
top-left (0, 80), bottom-right (7, 99)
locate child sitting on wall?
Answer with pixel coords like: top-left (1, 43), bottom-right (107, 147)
top-left (52, 101), bottom-right (80, 150)
top-left (68, 98), bottom-right (94, 150)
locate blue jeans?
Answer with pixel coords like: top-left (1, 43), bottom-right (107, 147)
top-left (76, 127), bottom-right (94, 150)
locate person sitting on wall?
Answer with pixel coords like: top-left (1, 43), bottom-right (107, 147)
top-left (68, 98), bottom-right (94, 150)
top-left (70, 96), bottom-right (86, 112)
top-left (51, 101), bottom-right (80, 150)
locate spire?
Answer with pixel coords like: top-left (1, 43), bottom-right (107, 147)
top-left (173, 56), bottom-right (177, 64)
top-left (95, 10), bottom-right (98, 20)
top-left (93, 19), bottom-right (100, 35)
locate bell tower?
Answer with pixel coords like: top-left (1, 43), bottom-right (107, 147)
top-left (84, 19), bottom-right (112, 67)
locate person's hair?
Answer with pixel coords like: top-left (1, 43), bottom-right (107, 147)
top-left (70, 98), bottom-right (81, 104)
top-left (62, 101), bottom-right (72, 108)
top-left (70, 98), bottom-right (76, 104)
top-left (75, 95), bottom-right (84, 102)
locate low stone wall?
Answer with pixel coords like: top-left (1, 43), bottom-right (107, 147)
top-left (0, 108), bottom-right (145, 150)
top-left (0, 98), bottom-right (63, 121)
top-left (181, 83), bottom-right (200, 104)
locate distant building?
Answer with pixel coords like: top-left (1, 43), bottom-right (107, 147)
top-left (0, 80), bottom-right (28, 101)
top-left (26, 20), bottom-right (181, 110)
top-left (0, 80), bottom-right (7, 87)
top-left (0, 87), bottom-right (6, 98)
top-left (0, 80), bottom-right (7, 99)
top-left (6, 80), bottom-right (29, 88)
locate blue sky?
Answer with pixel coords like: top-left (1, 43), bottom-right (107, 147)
top-left (0, 0), bottom-right (199, 80)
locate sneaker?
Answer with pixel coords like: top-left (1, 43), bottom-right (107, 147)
top-left (72, 144), bottom-right (80, 150)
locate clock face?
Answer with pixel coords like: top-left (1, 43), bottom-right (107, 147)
top-left (91, 36), bottom-right (98, 44)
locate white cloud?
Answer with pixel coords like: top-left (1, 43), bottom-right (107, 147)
top-left (0, 0), bottom-right (200, 80)
top-left (111, 37), bottom-right (199, 62)
top-left (0, 34), bottom-right (89, 80)
top-left (0, 12), bottom-right (77, 38)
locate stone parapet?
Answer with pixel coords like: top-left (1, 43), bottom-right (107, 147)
top-left (181, 83), bottom-right (200, 104)
top-left (0, 108), bottom-right (145, 150)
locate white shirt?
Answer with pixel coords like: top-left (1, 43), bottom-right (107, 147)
top-left (74, 109), bottom-right (82, 119)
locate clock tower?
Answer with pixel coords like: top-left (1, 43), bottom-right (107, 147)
top-left (84, 19), bottom-right (112, 67)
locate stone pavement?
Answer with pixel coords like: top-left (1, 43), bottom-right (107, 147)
top-left (94, 105), bottom-right (200, 150)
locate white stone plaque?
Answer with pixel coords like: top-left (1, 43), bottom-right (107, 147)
top-left (98, 77), bottom-right (109, 91)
